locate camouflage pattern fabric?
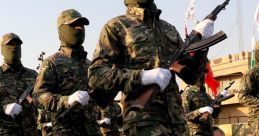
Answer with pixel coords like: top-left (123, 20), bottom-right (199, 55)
top-left (99, 102), bottom-right (122, 136)
top-left (32, 47), bottom-right (101, 136)
top-left (0, 63), bottom-right (38, 136)
top-left (239, 66), bottom-right (259, 136)
top-left (182, 85), bottom-right (215, 136)
top-left (37, 108), bottom-right (52, 136)
top-left (88, 6), bottom-right (207, 136)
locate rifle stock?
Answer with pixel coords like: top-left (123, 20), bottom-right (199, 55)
top-left (131, 85), bottom-right (160, 109)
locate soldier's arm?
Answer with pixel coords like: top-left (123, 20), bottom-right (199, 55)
top-left (239, 72), bottom-right (259, 107)
top-left (182, 91), bottom-right (201, 120)
top-left (32, 59), bottom-right (69, 111)
top-left (88, 23), bottom-right (142, 95)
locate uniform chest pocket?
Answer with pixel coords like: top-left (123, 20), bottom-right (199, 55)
top-left (58, 68), bottom-right (77, 85)
top-left (125, 25), bottom-right (154, 59)
top-left (0, 81), bottom-right (19, 97)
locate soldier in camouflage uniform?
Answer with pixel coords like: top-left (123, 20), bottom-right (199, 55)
top-left (239, 41), bottom-right (259, 136)
top-left (88, 0), bottom-right (214, 135)
top-left (98, 101), bottom-right (122, 136)
top-left (182, 73), bottom-right (221, 136)
top-left (32, 9), bottom-right (101, 136)
top-left (0, 33), bottom-right (38, 136)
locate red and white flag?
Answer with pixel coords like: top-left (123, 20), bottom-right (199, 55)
top-left (185, 0), bottom-right (196, 20)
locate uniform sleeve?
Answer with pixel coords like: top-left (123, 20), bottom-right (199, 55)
top-left (32, 59), bottom-right (69, 111)
top-left (239, 71), bottom-right (259, 107)
top-left (182, 91), bottom-right (201, 120)
top-left (88, 23), bottom-right (142, 95)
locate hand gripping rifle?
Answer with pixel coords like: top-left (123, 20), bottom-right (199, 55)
top-left (199, 81), bottom-right (235, 121)
top-left (131, 0), bottom-right (230, 109)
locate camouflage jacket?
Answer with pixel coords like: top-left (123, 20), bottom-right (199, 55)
top-left (0, 63), bottom-right (38, 136)
top-left (100, 102), bottom-right (122, 134)
top-left (239, 66), bottom-right (259, 123)
top-left (181, 85), bottom-right (215, 136)
top-left (32, 47), bottom-right (101, 135)
top-left (89, 7), bottom-right (206, 127)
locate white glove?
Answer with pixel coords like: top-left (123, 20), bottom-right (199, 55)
top-left (68, 90), bottom-right (90, 106)
top-left (193, 19), bottom-right (214, 39)
top-left (45, 122), bottom-right (52, 127)
top-left (141, 68), bottom-right (172, 92)
top-left (199, 106), bottom-right (213, 114)
top-left (5, 103), bottom-right (22, 117)
top-left (220, 89), bottom-right (228, 97)
top-left (100, 118), bottom-right (111, 125)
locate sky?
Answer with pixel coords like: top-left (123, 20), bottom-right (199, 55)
top-left (0, 0), bottom-right (258, 70)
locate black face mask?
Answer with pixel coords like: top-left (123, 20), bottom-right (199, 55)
top-left (58, 24), bottom-right (85, 48)
top-left (1, 44), bottom-right (21, 65)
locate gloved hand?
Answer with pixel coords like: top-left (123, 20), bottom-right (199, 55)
top-left (141, 68), bottom-right (172, 91)
top-left (100, 118), bottom-right (111, 125)
top-left (220, 89), bottom-right (228, 97)
top-left (68, 90), bottom-right (90, 106)
top-left (5, 103), bottom-right (22, 117)
top-left (193, 19), bottom-right (214, 39)
top-left (199, 106), bottom-right (213, 114)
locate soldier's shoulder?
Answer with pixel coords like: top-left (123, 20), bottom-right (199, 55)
top-left (85, 58), bottom-right (91, 65)
top-left (45, 52), bottom-right (62, 61)
top-left (107, 15), bottom-right (128, 24)
top-left (159, 19), bottom-right (177, 31)
top-left (183, 87), bottom-right (198, 97)
top-left (244, 67), bottom-right (259, 79)
top-left (42, 52), bottom-right (67, 65)
top-left (22, 67), bottom-right (37, 76)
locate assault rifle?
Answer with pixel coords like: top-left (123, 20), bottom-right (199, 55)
top-left (199, 81), bottom-right (235, 121)
top-left (131, 0), bottom-right (230, 109)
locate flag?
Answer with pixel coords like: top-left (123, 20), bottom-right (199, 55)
top-left (251, 36), bottom-right (256, 68)
top-left (185, 0), bottom-right (196, 20)
top-left (205, 63), bottom-right (219, 97)
top-left (255, 3), bottom-right (259, 31)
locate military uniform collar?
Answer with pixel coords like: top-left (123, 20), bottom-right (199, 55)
top-left (1, 62), bottom-right (23, 73)
top-left (126, 7), bottom-right (161, 21)
top-left (60, 46), bottom-right (73, 58)
top-left (59, 46), bottom-right (87, 61)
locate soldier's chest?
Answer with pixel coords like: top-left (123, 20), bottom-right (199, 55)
top-left (0, 73), bottom-right (27, 102)
top-left (191, 92), bottom-right (210, 108)
top-left (122, 23), bottom-right (179, 68)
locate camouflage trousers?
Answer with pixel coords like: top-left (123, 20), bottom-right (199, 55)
top-left (123, 121), bottom-right (189, 136)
